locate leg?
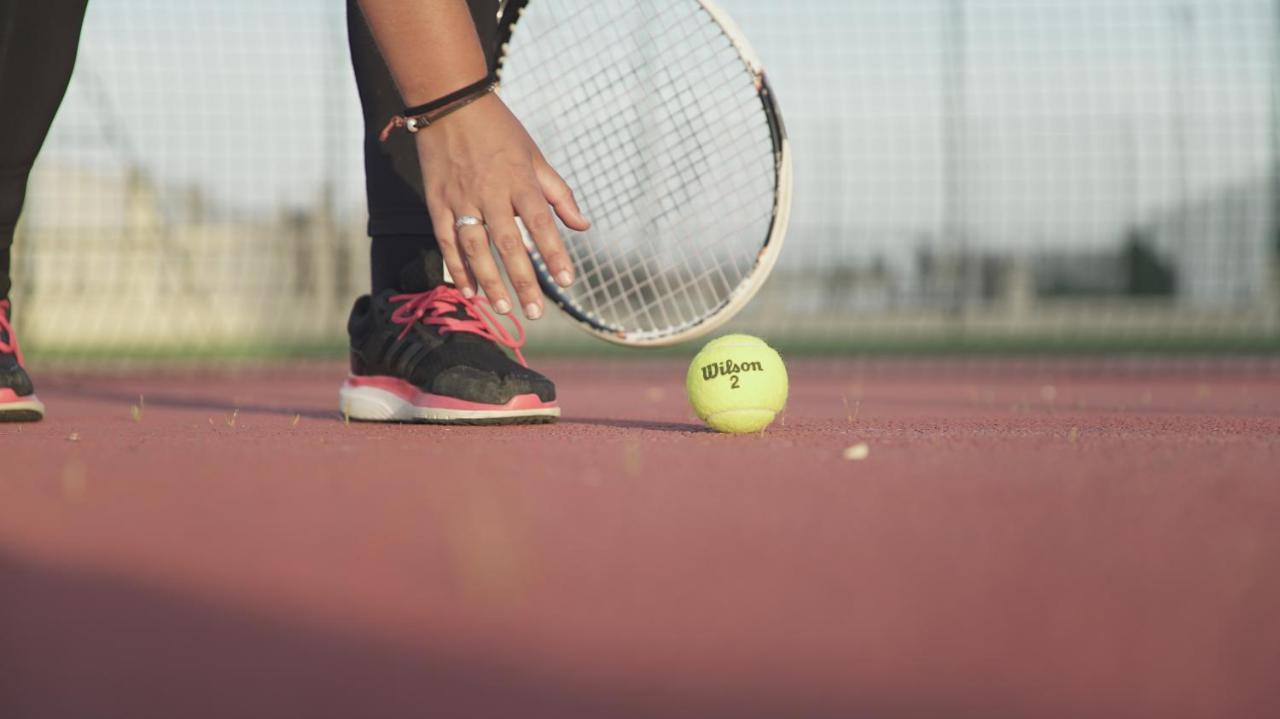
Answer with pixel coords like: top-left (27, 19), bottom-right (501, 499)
top-left (0, 0), bottom-right (90, 299)
top-left (339, 1), bottom-right (559, 424)
top-left (0, 0), bottom-right (90, 422)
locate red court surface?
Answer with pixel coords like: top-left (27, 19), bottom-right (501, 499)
top-left (2, 359), bottom-right (1279, 718)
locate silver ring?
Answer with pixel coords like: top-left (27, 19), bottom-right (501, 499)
top-left (454, 215), bottom-right (485, 230)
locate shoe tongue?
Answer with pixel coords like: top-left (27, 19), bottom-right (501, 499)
top-left (397, 248), bottom-right (449, 293)
top-left (393, 248), bottom-right (477, 327)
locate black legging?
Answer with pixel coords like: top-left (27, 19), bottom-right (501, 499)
top-left (0, 0), bottom-right (89, 300)
top-left (0, 1), bottom-right (492, 300)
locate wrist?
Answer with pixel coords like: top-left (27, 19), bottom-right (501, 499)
top-left (401, 71), bottom-right (496, 118)
top-left (378, 79), bottom-right (499, 142)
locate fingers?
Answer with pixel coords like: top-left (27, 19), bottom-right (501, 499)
top-left (453, 206), bottom-right (511, 315)
top-left (485, 202), bottom-right (544, 320)
top-left (535, 161), bottom-right (591, 232)
top-left (427, 200), bottom-right (476, 299)
top-left (424, 158), bottom-right (583, 320)
top-left (514, 191), bottom-right (574, 289)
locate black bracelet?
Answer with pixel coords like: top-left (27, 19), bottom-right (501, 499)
top-left (378, 80), bottom-right (498, 142)
top-left (401, 71), bottom-right (498, 118)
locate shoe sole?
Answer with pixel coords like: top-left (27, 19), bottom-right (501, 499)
top-left (0, 392), bottom-right (45, 422)
top-left (338, 376), bottom-right (559, 425)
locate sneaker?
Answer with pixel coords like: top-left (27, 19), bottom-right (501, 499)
top-left (338, 251), bottom-right (560, 424)
top-left (0, 299), bottom-right (45, 422)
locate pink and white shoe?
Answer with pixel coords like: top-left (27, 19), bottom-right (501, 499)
top-left (338, 254), bottom-right (559, 425)
top-left (1, 299), bottom-right (44, 422)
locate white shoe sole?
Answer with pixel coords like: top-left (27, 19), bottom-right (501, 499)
top-left (339, 379), bottom-right (559, 425)
top-left (0, 395), bottom-right (45, 422)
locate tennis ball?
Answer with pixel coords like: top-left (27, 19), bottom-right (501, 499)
top-left (686, 334), bottom-right (788, 434)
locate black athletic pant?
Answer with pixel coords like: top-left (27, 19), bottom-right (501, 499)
top-left (0, 0), bottom-right (89, 300)
top-left (347, 0), bottom-right (498, 293)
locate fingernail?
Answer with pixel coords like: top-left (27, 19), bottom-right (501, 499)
top-left (556, 270), bottom-right (573, 287)
top-left (494, 298), bottom-right (511, 314)
top-left (461, 286), bottom-right (475, 299)
top-left (525, 302), bottom-right (542, 320)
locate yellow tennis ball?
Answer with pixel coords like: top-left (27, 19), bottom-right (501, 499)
top-left (686, 334), bottom-right (788, 434)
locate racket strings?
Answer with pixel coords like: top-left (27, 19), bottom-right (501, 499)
top-left (588, 183), bottom-right (772, 327)
top-left (577, 144), bottom-right (774, 317)
top-left (501, 0), bottom-right (778, 335)
top-left (593, 136), bottom-right (774, 319)
top-left (540, 13), bottom-right (767, 256)
top-left (565, 112), bottom-right (773, 328)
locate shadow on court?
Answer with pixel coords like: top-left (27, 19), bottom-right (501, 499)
top-left (0, 551), bottom-right (934, 719)
top-left (37, 384), bottom-right (339, 422)
top-left (560, 417), bottom-right (708, 433)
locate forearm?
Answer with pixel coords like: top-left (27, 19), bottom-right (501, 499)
top-left (355, 0), bottom-right (489, 107)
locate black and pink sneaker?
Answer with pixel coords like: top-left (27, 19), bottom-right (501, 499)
top-left (1, 299), bottom-right (44, 422)
top-left (338, 252), bottom-right (559, 425)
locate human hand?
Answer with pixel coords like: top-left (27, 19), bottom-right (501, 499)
top-left (415, 93), bottom-right (590, 319)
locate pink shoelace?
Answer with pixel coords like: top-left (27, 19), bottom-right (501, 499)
top-left (389, 286), bottom-right (528, 367)
top-left (0, 299), bottom-right (24, 366)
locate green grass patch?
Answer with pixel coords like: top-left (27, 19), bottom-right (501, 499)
top-left (24, 332), bottom-right (1280, 368)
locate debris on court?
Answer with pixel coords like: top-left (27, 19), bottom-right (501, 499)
top-left (842, 443), bottom-right (870, 461)
top-left (842, 395), bottom-right (861, 425)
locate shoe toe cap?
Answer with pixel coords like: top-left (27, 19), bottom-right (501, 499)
top-left (0, 358), bottom-right (36, 397)
top-left (432, 365), bottom-right (556, 404)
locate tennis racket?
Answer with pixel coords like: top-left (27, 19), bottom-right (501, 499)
top-left (494, 0), bottom-right (792, 347)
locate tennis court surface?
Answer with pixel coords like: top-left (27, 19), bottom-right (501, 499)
top-left (3, 359), bottom-right (1277, 718)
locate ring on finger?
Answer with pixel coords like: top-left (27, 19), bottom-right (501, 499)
top-left (454, 215), bottom-right (486, 231)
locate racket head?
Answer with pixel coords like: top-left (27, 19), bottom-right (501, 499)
top-left (495, 0), bottom-right (792, 347)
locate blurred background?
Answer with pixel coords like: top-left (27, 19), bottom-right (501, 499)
top-left (12, 0), bottom-right (1280, 363)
